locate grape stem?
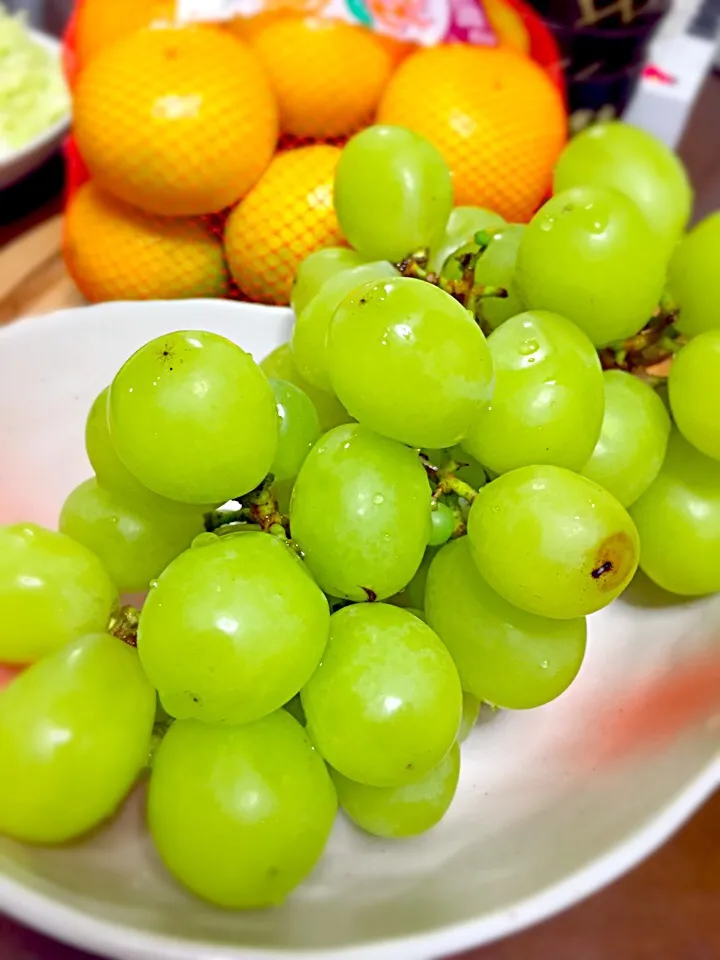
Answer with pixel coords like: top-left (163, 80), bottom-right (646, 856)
top-left (204, 476), bottom-right (291, 538)
top-left (599, 296), bottom-right (684, 379)
top-left (108, 605), bottom-right (140, 647)
top-left (420, 454), bottom-right (480, 539)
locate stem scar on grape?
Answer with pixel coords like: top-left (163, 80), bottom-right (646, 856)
top-left (591, 531), bottom-right (635, 592)
top-left (108, 605), bottom-right (140, 647)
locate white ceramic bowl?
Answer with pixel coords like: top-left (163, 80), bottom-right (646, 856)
top-left (0, 30), bottom-right (70, 191)
top-left (0, 299), bottom-right (718, 960)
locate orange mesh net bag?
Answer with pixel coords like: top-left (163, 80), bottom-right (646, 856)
top-left (62, 0), bottom-right (565, 307)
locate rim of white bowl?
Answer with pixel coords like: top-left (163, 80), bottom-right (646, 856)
top-left (0, 29), bottom-right (70, 169)
top-left (0, 303), bottom-right (718, 960)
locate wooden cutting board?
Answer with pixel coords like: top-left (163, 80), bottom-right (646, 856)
top-left (0, 215), bottom-right (84, 326)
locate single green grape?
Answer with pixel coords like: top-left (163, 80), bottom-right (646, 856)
top-left (668, 213), bottom-right (720, 337)
top-left (516, 186), bottom-right (666, 347)
top-left (0, 523), bottom-right (117, 664)
top-left (668, 330), bottom-right (720, 461)
top-left (473, 224), bottom-right (526, 330)
top-left (630, 431), bottom-right (720, 595)
top-left (260, 343), bottom-right (351, 433)
top-left (426, 538), bottom-right (587, 707)
top-left (583, 370), bottom-right (670, 506)
top-left (138, 532), bottom-right (329, 724)
top-left (334, 125), bottom-right (453, 262)
top-left (59, 479), bottom-right (205, 594)
top-left (331, 742), bottom-right (460, 839)
top-left (463, 310), bottom-right (604, 475)
top-left (458, 692), bottom-right (481, 742)
top-left (428, 206), bottom-right (506, 275)
top-left (290, 424), bottom-right (430, 601)
top-left (148, 712), bottom-right (337, 908)
top-left (269, 379), bottom-right (321, 482)
top-left (553, 121), bottom-right (692, 258)
top-left (292, 260), bottom-right (397, 393)
top-left (302, 603), bottom-right (462, 787)
top-left (428, 502), bottom-right (455, 547)
top-left (468, 465), bottom-right (640, 619)
top-left (109, 330), bottom-right (277, 504)
top-left (0, 633), bottom-right (155, 843)
top-left (291, 247), bottom-right (365, 317)
top-left (328, 278), bottom-right (493, 448)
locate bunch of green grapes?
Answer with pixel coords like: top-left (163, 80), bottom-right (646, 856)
top-left (1, 120), bottom-right (719, 914)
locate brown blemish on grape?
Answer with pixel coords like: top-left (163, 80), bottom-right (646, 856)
top-left (591, 532), bottom-right (635, 592)
top-left (362, 587), bottom-right (377, 602)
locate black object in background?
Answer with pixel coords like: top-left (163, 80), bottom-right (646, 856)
top-left (3, 0), bottom-right (73, 36)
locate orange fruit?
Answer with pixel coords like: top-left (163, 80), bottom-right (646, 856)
top-left (224, 145), bottom-right (343, 305)
top-left (378, 45), bottom-right (566, 222)
top-left (484, 0), bottom-right (531, 53)
top-left (247, 16), bottom-right (393, 139)
top-left (73, 27), bottom-right (278, 217)
top-left (64, 182), bottom-right (228, 302)
top-left (74, 0), bottom-right (177, 71)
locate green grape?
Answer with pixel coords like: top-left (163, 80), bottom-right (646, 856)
top-left (473, 224), bottom-right (526, 330)
top-left (0, 524), bottom-right (117, 664)
top-left (516, 186), bottom-right (666, 347)
top-left (668, 330), bottom-right (720, 461)
top-left (334, 125), bottom-right (453, 262)
top-left (59, 479), bottom-right (204, 594)
top-left (553, 121), bottom-right (692, 258)
top-left (291, 246), bottom-right (365, 317)
top-left (468, 465), bottom-right (639, 619)
top-left (463, 310), bottom-right (604, 475)
top-left (331, 742), bottom-right (460, 839)
top-left (0, 633), bottom-right (155, 843)
top-left (668, 213), bottom-right (720, 337)
top-left (390, 547), bottom-right (437, 610)
top-left (260, 343), bottom-right (351, 434)
top-left (138, 532), bottom-right (329, 724)
top-left (328, 278), bottom-right (493, 448)
top-left (630, 431), bottom-right (720, 595)
top-left (283, 693), bottom-right (307, 726)
top-left (583, 370), bottom-right (670, 506)
top-left (426, 538), bottom-right (586, 707)
top-left (292, 260), bottom-right (397, 393)
top-left (290, 424), bottom-right (430, 601)
top-left (301, 603), bottom-right (462, 787)
top-left (458, 692), bottom-right (480, 742)
top-left (428, 206), bottom-right (506, 274)
top-left (109, 331), bottom-right (277, 504)
top-left (428, 502), bottom-right (455, 546)
top-left (269, 379), bottom-right (321, 482)
top-left (148, 712), bottom-right (337, 908)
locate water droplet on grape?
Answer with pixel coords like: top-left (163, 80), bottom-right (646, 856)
top-left (373, 493), bottom-right (384, 505)
top-left (541, 660), bottom-right (549, 669)
top-left (519, 339), bottom-right (538, 356)
top-left (149, 580), bottom-right (159, 589)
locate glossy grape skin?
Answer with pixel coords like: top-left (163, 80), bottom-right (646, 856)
top-left (668, 213), bottom-right (720, 337)
top-left (290, 424), bottom-right (430, 601)
top-left (138, 532), bottom-right (329, 724)
top-left (583, 370), bottom-right (671, 506)
top-left (668, 330), bottom-right (720, 461)
top-left (0, 524), bottom-right (117, 664)
top-left (516, 186), bottom-right (666, 347)
top-left (428, 206), bottom-right (506, 275)
top-left (260, 342), bottom-right (351, 433)
top-left (334, 125), bottom-right (453, 262)
top-left (630, 432), bottom-right (720, 595)
top-left (473, 224), bottom-right (526, 331)
top-left (269, 379), bottom-right (321, 482)
top-left (148, 712), bottom-right (337, 908)
top-left (553, 121), bottom-right (692, 258)
top-left (458, 692), bottom-right (480, 742)
top-left (328, 278), bottom-right (493, 448)
top-left (291, 246), bottom-right (365, 318)
top-left (109, 331), bottom-right (277, 504)
top-left (463, 310), bottom-right (604, 475)
top-left (426, 538), bottom-right (586, 707)
top-left (428, 502), bottom-right (455, 546)
top-left (292, 260), bottom-right (398, 393)
top-left (302, 603), bottom-right (462, 787)
top-left (0, 633), bottom-right (155, 843)
top-left (468, 465), bottom-right (640, 619)
top-left (59, 479), bottom-right (205, 594)
top-left (331, 742), bottom-right (460, 838)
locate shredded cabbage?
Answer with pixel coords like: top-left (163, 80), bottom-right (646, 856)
top-left (0, 5), bottom-right (70, 157)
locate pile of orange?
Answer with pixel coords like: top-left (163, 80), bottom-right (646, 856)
top-left (65, 0), bottom-right (566, 306)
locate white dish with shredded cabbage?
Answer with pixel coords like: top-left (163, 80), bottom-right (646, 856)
top-left (0, 6), bottom-right (70, 189)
